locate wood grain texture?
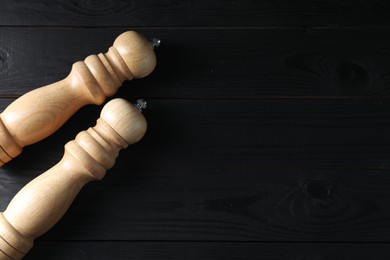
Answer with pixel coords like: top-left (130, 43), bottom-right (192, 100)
top-left (1, 1), bottom-right (389, 258)
top-left (1, 166), bottom-right (390, 243)
top-left (0, 0), bottom-right (389, 27)
top-left (1, 99), bottom-right (390, 242)
top-left (1, 28), bottom-right (390, 98)
top-left (24, 242), bottom-right (390, 260)
top-left (38, 167), bottom-right (390, 242)
top-left (3, 98), bottom-right (390, 170)
top-left (5, 165), bottom-right (390, 242)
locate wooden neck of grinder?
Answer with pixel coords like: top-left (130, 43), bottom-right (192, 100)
top-left (0, 31), bottom-right (156, 166)
top-left (0, 98), bottom-right (147, 259)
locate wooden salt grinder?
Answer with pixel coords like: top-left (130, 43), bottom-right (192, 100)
top-left (0, 98), bottom-right (147, 259)
top-left (0, 31), bottom-right (157, 166)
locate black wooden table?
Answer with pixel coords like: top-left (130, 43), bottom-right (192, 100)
top-left (0, 1), bottom-right (390, 259)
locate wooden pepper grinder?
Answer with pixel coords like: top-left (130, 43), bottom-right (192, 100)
top-left (0, 98), bottom-right (147, 259)
top-left (0, 31), bottom-right (158, 166)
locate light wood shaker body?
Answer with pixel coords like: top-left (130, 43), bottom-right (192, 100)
top-left (0, 31), bottom-right (156, 165)
top-left (0, 98), bottom-right (147, 259)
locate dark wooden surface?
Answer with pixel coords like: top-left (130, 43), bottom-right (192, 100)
top-left (4, 28), bottom-right (390, 98)
top-left (0, 0), bottom-right (390, 27)
top-left (1, 0), bottom-right (390, 259)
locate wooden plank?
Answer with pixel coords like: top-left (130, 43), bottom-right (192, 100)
top-left (0, 0), bottom-right (390, 27)
top-left (1, 28), bottom-right (390, 98)
top-left (23, 167), bottom-right (390, 242)
top-left (25, 241), bottom-right (390, 260)
top-left (2, 98), bottom-right (390, 171)
top-left (1, 99), bottom-right (390, 241)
